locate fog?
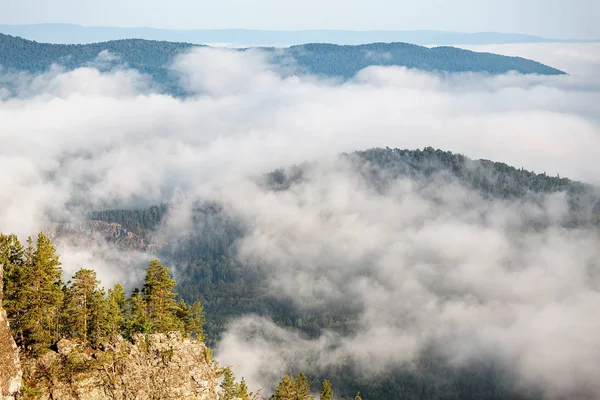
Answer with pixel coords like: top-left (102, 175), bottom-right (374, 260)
top-left (1, 43), bottom-right (599, 398)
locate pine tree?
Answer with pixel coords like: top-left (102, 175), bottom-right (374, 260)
top-left (105, 283), bottom-right (125, 337)
top-left (63, 269), bottom-right (101, 344)
top-left (219, 366), bottom-right (237, 400)
top-left (272, 375), bottom-right (298, 400)
top-left (142, 260), bottom-right (178, 332)
top-left (320, 380), bottom-right (333, 400)
top-left (20, 232), bottom-right (64, 352)
top-left (87, 286), bottom-right (108, 348)
top-left (124, 289), bottom-right (153, 337)
top-left (236, 377), bottom-right (252, 400)
top-left (296, 373), bottom-right (314, 400)
top-left (175, 299), bottom-right (205, 340)
top-left (0, 234), bottom-right (26, 344)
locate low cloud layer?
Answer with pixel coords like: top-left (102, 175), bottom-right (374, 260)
top-left (214, 161), bottom-right (600, 398)
top-left (1, 44), bottom-right (600, 398)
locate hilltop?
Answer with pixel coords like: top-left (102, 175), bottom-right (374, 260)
top-left (0, 34), bottom-right (565, 95)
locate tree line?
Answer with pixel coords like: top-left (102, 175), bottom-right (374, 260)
top-left (0, 232), bottom-right (204, 354)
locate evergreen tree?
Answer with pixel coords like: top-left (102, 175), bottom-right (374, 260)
top-left (105, 283), bottom-right (126, 337)
top-left (142, 260), bottom-right (179, 332)
top-left (236, 377), bottom-right (253, 400)
top-left (21, 232), bottom-right (64, 352)
top-left (0, 234), bottom-right (26, 344)
top-left (63, 269), bottom-right (101, 344)
top-left (296, 373), bottom-right (314, 400)
top-left (124, 289), bottom-right (153, 337)
top-left (272, 375), bottom-right (298, 400)
top-left (219, 366), bottom-right (237, 400)
top-left (175, 299), bottom-right (205, 340)
top-left (320, 380), bottom-right (333, 400)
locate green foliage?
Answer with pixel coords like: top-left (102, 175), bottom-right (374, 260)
top-left (105, 283), bottom-right (126, 337)
top-left (124, 289), bottom-right (153, 336)
top-left (62, 269), bottom-right (104, 345)
top-left (142, 260), bottom-right (179, 332)
top-left (88, 205), bottom-right (168, 238)
top-left (271, 373), bottom-right (315, 400)
top-left (320, 380), bottom-right (333, 400)
top-left (1, 234), bottom-right (206, 355)
top-left (219, 367), bottom-right (238, 400)
top-left (0, 34), bottom-right (564, 98)
top-left (3, 233), bottom-right (65, 353)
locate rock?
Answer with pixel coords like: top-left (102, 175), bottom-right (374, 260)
top-left (23, 332), bottom-right (219, 400)
top-left (0, 264), bottom-right (22, 400)
top-left (56, 338), bottom-right (79, 355)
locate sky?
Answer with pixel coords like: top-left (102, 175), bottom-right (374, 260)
top-left (0, 0), bottom-right (599, 39)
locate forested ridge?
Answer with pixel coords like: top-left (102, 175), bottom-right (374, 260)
top-left (2, 148), bottom-right (595, 399)
top-left (46, 147), bottom-right (596, 400)
top-left (83, 147), bottom-right (600, 345)
top-left (0, 34), bottom-right (565, 95)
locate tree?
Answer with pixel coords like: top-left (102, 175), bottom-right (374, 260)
top-left (0, 234), bottom-right (26, 344)
top-left (20, 232), bottom-right (64, 352)
top-left (272, 375), bottom-right (298, 400)
top-left (219, 366), bottom-right (237, 400)
top-left (320, 380), bottom-right (333, 400)
top-left (63, 269), bottom-right (102, 344)
top-left (124, 289), bottom-right (153, 337)
top-left (236, 377), bottom-right (253, 400)
top-left (105, 283), bottom-right (125, 337)
top-left (176, 299), bottom-right (205, 340)
top-left (142, 260), bottom-right (179, 332)
top-left (296, 373), bottom-right (314, 400)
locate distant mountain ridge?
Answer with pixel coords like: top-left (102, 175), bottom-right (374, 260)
top-left (0, 33), bottom-right (566, 96)
top-left (1, 23), bottom-right (599, 46)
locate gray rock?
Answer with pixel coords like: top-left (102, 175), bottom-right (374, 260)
top-left (0, 264), bottom-right (22, 400)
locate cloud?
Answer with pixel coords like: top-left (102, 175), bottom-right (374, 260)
top-left (211, 159), bottom-right (600, 398)
top-left (1, 43), bottom-right (600, 398)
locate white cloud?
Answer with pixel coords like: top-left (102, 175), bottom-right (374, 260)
top-left (1, 43), bottom-right (599, 398)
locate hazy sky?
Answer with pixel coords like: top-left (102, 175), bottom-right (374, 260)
top-left (0, 0), bottom-right (598, 38)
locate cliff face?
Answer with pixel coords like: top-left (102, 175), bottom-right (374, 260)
top-left (23, 332), bottom-right (219, 400)
top-left (0, 264), bottom-right (23, 400)
top-left (47, 221), bottom-right (150, 251)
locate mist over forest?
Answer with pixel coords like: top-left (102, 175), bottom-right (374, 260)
top-left (1, 40), bottom-right (600, 400)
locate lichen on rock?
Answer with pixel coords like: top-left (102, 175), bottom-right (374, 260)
top-left (22, 331), bottom-right (218, 400)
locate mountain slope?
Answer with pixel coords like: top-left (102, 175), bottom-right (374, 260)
top-left (0, 34), bottom-right (565, 94)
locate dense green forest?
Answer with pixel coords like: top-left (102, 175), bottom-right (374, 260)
top-left (0, 34), bottom-right (565, 95)
top-left (74, 148), bottom-right (598, 400)
top-left (0, 232), bottom-right (205, 354)
top-left (0, 233), bottom-right (352, 400)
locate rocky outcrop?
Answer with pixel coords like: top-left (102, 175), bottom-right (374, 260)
top-left (0, 264), bottom-right (22, 400)
top-left (23, 332), bottom-right (218, 400)
top-left (47, 221), bottom-right (150, 251)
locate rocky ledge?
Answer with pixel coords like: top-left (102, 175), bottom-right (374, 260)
top-left (22, 332), bottom-right (219, 400)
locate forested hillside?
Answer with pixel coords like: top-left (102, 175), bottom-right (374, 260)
top-left (84, 147), bottom-right (600, 346)
top-left (0, 34), bottom-right (565, 95)
top-left (53, 147), bottom-right (597, 400)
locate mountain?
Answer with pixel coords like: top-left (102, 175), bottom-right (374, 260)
top-left (0, 34), bottom-right (565, 95)
top-left (45, 147), bottom-right (599, 400)
top-left (5, 147), bottom-right (600, 399)
top-left (1, 23), bottom-right (599, 46)
top-left (64, 147), bottom-right (600, 344)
